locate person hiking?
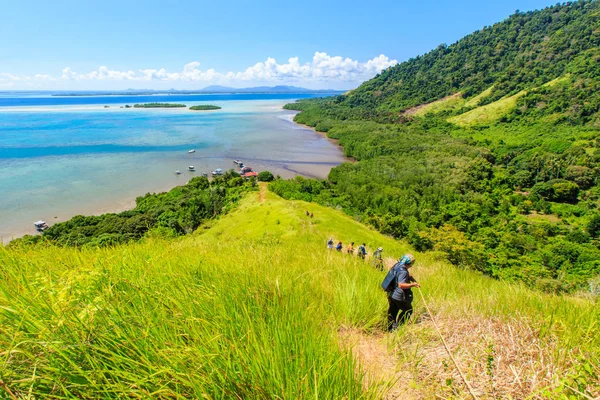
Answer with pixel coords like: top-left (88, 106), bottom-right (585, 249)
top-left (335, 241), bottom-right (343, 252)
top-left (357, 243), bottom-right (367, 259)
top-left (347, 242), bottom-right (354, 254)
top-left (373, 247), bottom-right (384, 270)
top-left (384, 253), bottom-right (419, 332)
top-left (327, 238), bottom-right (334, 250)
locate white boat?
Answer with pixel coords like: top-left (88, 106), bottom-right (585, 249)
top-left (188, 166), bottom-right (195, 171)
top-left (188, 149), bottom-right (196, 153)
top-left (233, 159), bottom-right (241, 165)
top-left (175, 170), bottom-right (181, 175)
top-left (201, 172), bottom-right (208, 177)
top-left (34, 220), bottom-right (49, 232)
top-left (211, 168), bottom-right (223, 176)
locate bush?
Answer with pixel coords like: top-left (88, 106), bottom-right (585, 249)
top-left (257, 171), bottom-right (275, 182)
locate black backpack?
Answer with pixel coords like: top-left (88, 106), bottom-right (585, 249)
top-left (381, 265), bottom-right (399, 292)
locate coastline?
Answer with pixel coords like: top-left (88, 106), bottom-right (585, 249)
top-left (1, 106), bottom-right (348, 245)
top-left (286, 112), bottom-right (356, 164)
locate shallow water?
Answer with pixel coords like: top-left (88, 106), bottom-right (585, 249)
top-left (0, 97), bottom-right (344, 240)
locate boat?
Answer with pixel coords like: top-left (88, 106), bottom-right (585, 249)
top-left (211, 168), bottom-right (223, 176)
top-left (34, 220), bottom-right (49, 232)
top-left (240, 166), bottom-right (253, 173)
top-left (201, 172), bottom-right (208, 177)
top-left (233, 159), bottom-right (242, 165)
top-left (238, 162), bottom-right (244, 168)
top-left (188, 166), bottom-right (195, 171)
top-left (188, 149), bottom-right (196, 153)
top-left (175, 170), bottom-right (181, 175)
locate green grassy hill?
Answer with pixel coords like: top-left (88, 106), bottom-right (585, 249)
top-left (1, 187), bottom-right (598, 398)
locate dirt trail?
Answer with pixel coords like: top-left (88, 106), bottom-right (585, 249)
top-left (258, 183), bottom-right (267, 203)
top-left (340, 328), bottom-right (414, 399)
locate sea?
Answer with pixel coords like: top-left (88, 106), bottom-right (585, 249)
top-left (0, 93), bottom-right (345, 241)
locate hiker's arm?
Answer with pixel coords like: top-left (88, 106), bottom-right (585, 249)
top-left (397, 270), bottom-right (420, 288)
top-left (398, 282), bottom-right (420, 289)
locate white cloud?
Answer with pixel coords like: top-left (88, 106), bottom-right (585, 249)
top-left (1, 52), bottom-right (398, 88)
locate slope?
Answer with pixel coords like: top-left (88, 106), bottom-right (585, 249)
top-left (342, 1), bottom-right (599, 116)
top-left (1, 187), bottom-right (598, 398)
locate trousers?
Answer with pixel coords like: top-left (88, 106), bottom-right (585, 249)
top-left (387, 297), bottom-right (413, 331)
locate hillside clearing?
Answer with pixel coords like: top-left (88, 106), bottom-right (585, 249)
top-left (449, 90), bottom-right (527, 127)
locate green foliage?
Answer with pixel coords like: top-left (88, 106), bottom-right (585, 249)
top-left (133, 103), bottom-right (187, 108)
top-left (11, 174), bottom-right (253, 248)
top-left (257, 170), bottom-right (275, 182)
top-left (189, 105), bottom-right (221, 110)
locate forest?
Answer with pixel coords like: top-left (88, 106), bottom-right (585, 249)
top-left (274, 1), bottom-right (600, 293)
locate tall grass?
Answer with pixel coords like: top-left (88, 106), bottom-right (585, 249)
top-left (1, 188), bottom-right (598, 398)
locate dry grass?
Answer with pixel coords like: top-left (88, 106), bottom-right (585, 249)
top-left (402, 93), bottom-right (464, 117)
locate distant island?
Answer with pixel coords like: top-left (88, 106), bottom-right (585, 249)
top-left (51, 86), bottom-right (344, 96)
top-left (189, 105), bottom-right (221, 111)
top-left (133, 103), bottom-right (186, 108)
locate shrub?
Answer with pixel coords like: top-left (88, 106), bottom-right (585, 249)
top-left (257, 171), bottom-right (275, 182)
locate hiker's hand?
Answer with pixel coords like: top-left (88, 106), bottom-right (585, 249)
top-left (412, 283), bottom-right (420, 288)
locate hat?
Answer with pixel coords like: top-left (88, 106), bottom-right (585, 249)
top-left (399, 253), bottom-right (415, 265)
top-left (377, 247), bottom-right (383, 251)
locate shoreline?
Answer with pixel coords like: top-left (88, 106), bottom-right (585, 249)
top-left (286, 112), bottom-right (356, 164)
top-left (1, 109), bottom-right (347, 245)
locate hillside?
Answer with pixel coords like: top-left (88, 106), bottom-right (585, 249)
top-left (281, 0), bottom-right (600, 294)
top-left (1, 187), bottom-right (598, 398)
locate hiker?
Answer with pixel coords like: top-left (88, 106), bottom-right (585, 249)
top-left (347, 242), bottom-right (354, 254)
top-left (306, 210), bottom-right (310, 216)
top-left (327, 238), bottom-right (334, 250)
top-left (373, 247), bottom-right (384, 270)
top-left (336, 241), bottom-right (343, 252)
top-left (357, 243), bottom-right (367, 259)
top-left (383, 253), bottom-right (419, 332)
top-left (310, 212), bottom-right (314, 218)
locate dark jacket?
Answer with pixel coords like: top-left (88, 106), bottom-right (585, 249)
top-left (390, 264), bottom-right (414, 302)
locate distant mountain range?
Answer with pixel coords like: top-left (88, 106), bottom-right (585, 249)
top-left (50, 86), bottom-right (343, 96)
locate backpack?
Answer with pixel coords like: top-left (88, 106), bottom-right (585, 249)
top-left (381, 266), bottom-right (398, 292)
top-left (327, 239), bottom-right (333, 245)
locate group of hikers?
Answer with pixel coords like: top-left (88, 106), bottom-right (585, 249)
top-left (326, 237), bottom-right (420, 332)
top-left (326, 238), bottom-right (386, 270)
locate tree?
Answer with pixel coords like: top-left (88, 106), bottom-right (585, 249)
top-left (257, 171), bottom-right (275, 182)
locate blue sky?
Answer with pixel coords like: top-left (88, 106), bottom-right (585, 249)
top-left (0, 0), bottom-right (556, 90)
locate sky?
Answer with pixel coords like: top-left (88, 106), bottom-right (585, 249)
top-left (0, 0), bottom-right (557, 91)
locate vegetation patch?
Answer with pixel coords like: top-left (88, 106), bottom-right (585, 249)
top-left (133, 103), bottom-right (187, 108)
top-left (448, 90), bottom-right (527, 127)
top-left (189, 105), bottom-right (222, 110)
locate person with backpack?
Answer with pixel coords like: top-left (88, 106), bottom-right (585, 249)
top-left (372, 247), bottom-right (384, 270)
top-left (335, 241), bottom-right (343, 252)
top-left (381, 253), bottom-right (419, 332)
top-left (357, 243), bottom-right (367, 259)
top-left (327, 238), bottom-right (334, 250)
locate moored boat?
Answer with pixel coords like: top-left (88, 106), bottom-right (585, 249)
top-left (34, 220), bottom-right (49, 232)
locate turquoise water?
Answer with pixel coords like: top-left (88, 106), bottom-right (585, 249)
top-left (0, 96), bottom-right (344, 240)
